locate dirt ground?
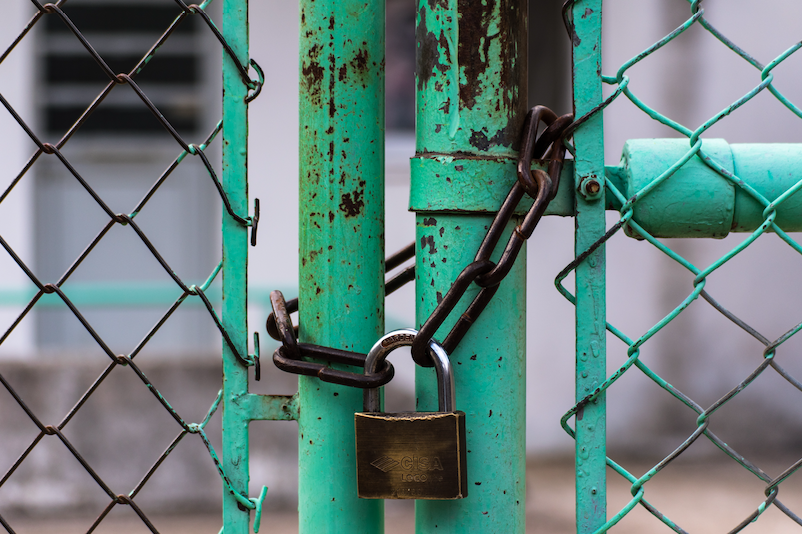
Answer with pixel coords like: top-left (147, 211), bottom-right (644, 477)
top-left (7, 459), bottom-right (802, 533)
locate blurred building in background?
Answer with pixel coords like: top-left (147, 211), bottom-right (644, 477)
top-left (0, 0), bottom-right (801, 515)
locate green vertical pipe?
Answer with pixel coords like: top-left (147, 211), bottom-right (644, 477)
top-left (297, 0), bottom-right (385, 532)
top-left (413, 0), bottom-right (527, 531)
top-left (221, 0), bottom-right (250, 532)
top-left (570, 1), bottom-right (607, 531)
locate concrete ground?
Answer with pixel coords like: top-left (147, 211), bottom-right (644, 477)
top-left (7, 459), bottom-right (802, 533)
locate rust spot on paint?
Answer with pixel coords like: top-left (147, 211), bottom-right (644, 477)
top-left (352, 48), bottom-right (369, 73)
top-left (458, 0), bottom-right (524, 150)
top-left (301, 44), bottom-right (324, 106)
top-left (420, 235), bottom-right (437, 254)
top-left (339, 190), bottom-right (364, 217)
top-left (415, 8), bottom-right (451, 91)
top-left (423, 217), bottom-right (437, 226)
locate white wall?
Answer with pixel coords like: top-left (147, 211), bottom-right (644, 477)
top-left (0, 4), bottom-right (37, 357)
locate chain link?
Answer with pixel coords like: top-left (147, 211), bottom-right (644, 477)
top-left (266, 244), bottom-right (415, 387)
top-left (412, 107), bottom-right (571, 366)
top-left (267, 107), bottom-right (572, 374)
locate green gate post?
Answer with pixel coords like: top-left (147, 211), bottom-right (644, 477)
top-left (297, 0), bottom-right (385, 532)
top-left (221, 0), bottom-right (251, 532)
top-left (411, 0), bottom-right (528, 531)
top-left (570, 1), bottom-right (607, 531)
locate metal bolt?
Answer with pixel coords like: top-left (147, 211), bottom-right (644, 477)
top-left (579, 176), bottom-right (603, 200)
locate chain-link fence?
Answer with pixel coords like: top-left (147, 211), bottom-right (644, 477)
top-left (562, 1), bottom-right (802, 531)
top-left (0, 1), bottom-right (263, 532)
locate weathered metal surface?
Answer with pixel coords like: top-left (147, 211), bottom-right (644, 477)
top-left (298, 0), bottom-right (385, 531)
top-left (245, 393), bottom-right (299, 421)
top-left (410, 156), bottom-right (575, 215)
top-left (414, 0), bottom-right (528, 527)
top-left (570, 1), bottom-right (607, 532)
top-left (416, 0), bottom-right (526, 157)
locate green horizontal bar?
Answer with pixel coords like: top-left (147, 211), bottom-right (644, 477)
top-left (243, 393), bottom-right (299, 421)
top-left (622, 139), bottom-right (802, 237)
top-left (412, 140), bottom-right (802, 238)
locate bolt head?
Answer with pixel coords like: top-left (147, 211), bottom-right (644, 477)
top-left (580, 177), bottom-right (603, 200)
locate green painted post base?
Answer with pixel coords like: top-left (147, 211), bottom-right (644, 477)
top-left (415, 214), bottom-right (527, 533)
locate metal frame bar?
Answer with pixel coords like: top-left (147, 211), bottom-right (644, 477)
top-left (412, 0), bottom-right (528, 531)
top-left (570, 1), bottom-right (607, 531)
top-left (297, 0), bottom-right (386, 531)
top-left (221, 0), bottom-right (251, 532)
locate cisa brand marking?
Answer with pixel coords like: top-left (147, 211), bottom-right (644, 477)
top-left (370, 456), bottom-right (400, 472)
top-left (370, 455), bottom-right (444, 472)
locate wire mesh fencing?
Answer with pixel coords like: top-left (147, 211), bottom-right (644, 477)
top-left (0, 1), bottom-right (263, 532)
top-left (561, 1), bottom-right (802, 532)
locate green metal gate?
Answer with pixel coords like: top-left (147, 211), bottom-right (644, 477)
top-left (563, 1), bottom-right (802, 532)
top-left (2, 0), bottom-right (802, 533)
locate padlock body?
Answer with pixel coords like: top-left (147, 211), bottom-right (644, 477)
top-left (355, 411), bottom-right (467, 499)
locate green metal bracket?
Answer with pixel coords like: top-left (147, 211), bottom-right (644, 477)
top-left (244, 394), bottom-right (299, 422)
top-left (413, 139), bottom-right (802, 239)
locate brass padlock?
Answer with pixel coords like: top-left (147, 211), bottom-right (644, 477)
top-left (355, 329), bottom-right (468, 500)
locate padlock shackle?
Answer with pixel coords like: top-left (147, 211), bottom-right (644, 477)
top-left (363, 329), bottom-right (455, 413)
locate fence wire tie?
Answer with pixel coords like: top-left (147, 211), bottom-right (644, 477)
top-left (192, 285), bottom-right (256, 369)
top-left (188, 145), bottom-right (260, 245)
top-left (195, 424), bottom-right (268, 533)
top-left (178, 2), bottom-right (265, 102)
top-left (183, 391), bottom-right (267, 533)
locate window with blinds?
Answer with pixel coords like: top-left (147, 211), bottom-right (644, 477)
top-left (41, 1), bottom-right (201, 135)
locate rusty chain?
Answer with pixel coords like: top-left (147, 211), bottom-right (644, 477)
top-left (267, 106), bottom-right (572, 380)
